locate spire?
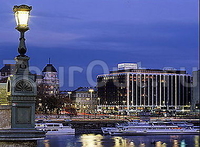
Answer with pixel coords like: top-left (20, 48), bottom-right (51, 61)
top-left (48, 58), bottom-right (51, 64)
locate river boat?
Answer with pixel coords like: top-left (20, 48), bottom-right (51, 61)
top-left (101, 120), bottom-right (149, 135)
top-left (102, 120), bottom-right (200, 135)
top-left (35, 123), bottom-right (75, 135)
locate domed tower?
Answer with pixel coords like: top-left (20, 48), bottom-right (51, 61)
top-left (42, 63), bottom-right (59, 95)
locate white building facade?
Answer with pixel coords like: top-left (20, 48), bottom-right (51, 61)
top-left (97, 68), bottom-right (192, 114)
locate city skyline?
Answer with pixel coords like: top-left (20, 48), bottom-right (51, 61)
top-left (0, 0), bottom-right (199, 90)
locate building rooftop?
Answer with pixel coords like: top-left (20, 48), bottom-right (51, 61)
top-left (74, 87), bottom-right (97, 92)
top-left (110, 68), bottom-right (186, 74)
top-left (42, 64), bottom-right (57, 72)
top-left (0, 78), bottom-right (8, 83)
top-left (0, 64), bottom-right (15, 74)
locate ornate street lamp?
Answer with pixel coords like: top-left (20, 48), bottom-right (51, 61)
top-left (7, 4), bottom-right (37, 129)
top-left (13, 5), bottom-right (32, 56)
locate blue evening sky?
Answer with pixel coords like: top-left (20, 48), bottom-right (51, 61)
top-left (0, 0), bottom-right (199, 90)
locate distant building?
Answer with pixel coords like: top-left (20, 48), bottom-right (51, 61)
top-left (41, 63), bottom-right (59, 95)
top-left (0, 62), bottom-right (60, 109)
top-left (73, 87), bottom-right (97, 114)
top-left (0, 64), bottom-right (15, 82)
top-left (0, 62), bottom-right (60, 95)
top-left (192, 70), bottom-right (200, 111)
top-left (36, 75), bottom-right (43, 85)
top-left (97, 67), bottom-right (192, 114)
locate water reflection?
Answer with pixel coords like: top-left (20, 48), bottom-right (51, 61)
top-left (173, 139), bottom-right (179, 147)
top-left (180, 140), bottom-right (186, 147)
top-left (194, 135), bottom-right (199, 147)
top-left (112, 136), bottom-right (127, 147)
top-left (37, 134), bottom-right (199, 147)
top-left (43, 139), bottom-right (50, 147)
top-left (80, 134), bottom-right (103, 147)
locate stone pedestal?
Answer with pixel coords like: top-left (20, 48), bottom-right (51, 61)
top-left (0, 56), bottom-right (46, 141)
top-left (7, 56), bottom-right (37, 129)
top-left (0, 106), bottom-right (45, 141)
top-left (0, 55), bottom-right (46, 140)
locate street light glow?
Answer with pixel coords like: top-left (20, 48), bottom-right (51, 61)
top-left (15, 11), bottom-right (29, 26)
top-left (89, 89), bottom-right (94, 93)
top-left (13, 5), bottom-right (32, 31)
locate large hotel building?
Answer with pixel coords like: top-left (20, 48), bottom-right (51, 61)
top-left (97, 63), bottom-right (192, 113)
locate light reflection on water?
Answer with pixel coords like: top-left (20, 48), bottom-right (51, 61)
top-left (37, 134), bottom-right (199, 147)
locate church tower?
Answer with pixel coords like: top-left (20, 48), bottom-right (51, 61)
top-left (42, 62), bottom-right (59, 95)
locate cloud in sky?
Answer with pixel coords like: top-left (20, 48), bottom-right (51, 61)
top-left (0, 0), bottom-right (198, 90)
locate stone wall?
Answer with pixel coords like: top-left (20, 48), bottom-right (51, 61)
top-left (0, 141), bottom-right (37, 147)
top-left (0, 105), bottom-right (11, 129)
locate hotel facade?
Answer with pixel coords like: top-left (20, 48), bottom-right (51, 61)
top-left (97, 64), bottom-right (192, 114)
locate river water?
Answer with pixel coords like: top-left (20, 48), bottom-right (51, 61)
top-left (37, 134), bottom-right (199, 147)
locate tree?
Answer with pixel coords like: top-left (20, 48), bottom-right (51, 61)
top-left (35, 84), bottom-right (76, 115)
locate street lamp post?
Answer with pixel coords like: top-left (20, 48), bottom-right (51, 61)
top-left (0, 5), bottom-right (45, 141)
top-left (67, 91), bottom-right (73, 116)
top-left (97, 97), bottom-right (100, 116)
top-left (97, 97), bottom-right (100, 106)
top-left (68, 91), bottom-right (72, 100)
top-left (13, 5), bottom-right (32, 57)
top-left (122, 100), bottom-right (126, 119)
top-left (83, 105), bottom-right (86, 119)
top-left (68, 91), bottom-right (72, 107)
top-left (89, 89), bottom-right (94, 117)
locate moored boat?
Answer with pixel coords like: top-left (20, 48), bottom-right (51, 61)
top-left (101, 120), bottom-right (200, 136)
top-left (101, 120), bottom-right (149, 135)
top-left (35, 123), bottom-right (75, 135)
